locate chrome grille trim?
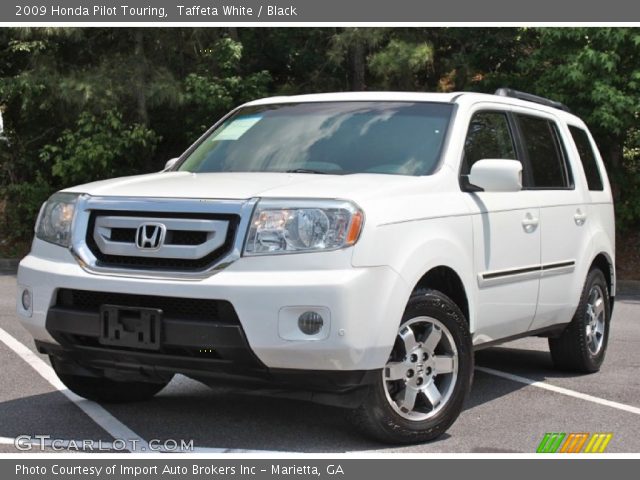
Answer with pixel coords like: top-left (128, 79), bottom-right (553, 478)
top-left (93, 215), bottom-right (229, 259)
top-left (70, 195), bottom-right (258, 280)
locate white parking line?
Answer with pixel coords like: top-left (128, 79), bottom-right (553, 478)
top-left (0, 327), bottom-right (148, 452)
top-left (188, 447), bottom-right (289, 453)
top-left (0, 436), bottom-right (121, 451)
top-left (477, 366), bottom-right (640, 415)
top-left (0, 436), bottom-right (276, 453)
top-left (0, 327), bottom-right (288, 454)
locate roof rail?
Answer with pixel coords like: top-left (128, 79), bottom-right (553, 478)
top-left (494, 88), bottom-right (571, 113)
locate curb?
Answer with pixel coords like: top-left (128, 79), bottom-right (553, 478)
top-left (0, 258), bottom-right (19, 274)
top-left (617, 280), bottom-right (640, 297)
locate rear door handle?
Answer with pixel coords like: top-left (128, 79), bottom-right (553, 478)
top-left (522, 213), bottom-right (539, 233)
top-left (574, 209), bottom-right (587, 226)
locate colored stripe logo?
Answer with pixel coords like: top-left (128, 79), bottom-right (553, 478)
top-left (537, 433), bottom-right (613, 453)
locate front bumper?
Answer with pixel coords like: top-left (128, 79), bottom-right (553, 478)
top-left (17, 240), bottom-right (410, 373)
top-left (36, 339), bottom-right (379, 407)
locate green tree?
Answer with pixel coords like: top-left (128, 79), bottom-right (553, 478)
top-left (501, 28), bottom-right (640, 172)
top-left (40, 109), bottom-right (159, 186)
top-left (487, 28), bottom-right (640, 228)
top-left (3, 26), bottom-right (640, 251)
top-left (369, 39), bottom-right (433, 90)
top-left (328, 28), bottom-right (387, 90)
top-left (182, 37), bottom-right (270, 140)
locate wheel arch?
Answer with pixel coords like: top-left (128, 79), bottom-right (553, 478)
top-left (590, 251), bottom-right (615, 312)
top-left (413, 266), bottom-right (470, 327)
top-left (352, 215), bottom-right (478, 354)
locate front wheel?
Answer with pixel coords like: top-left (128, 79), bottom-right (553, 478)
top-left (350, 289), bottom-right (473, 444)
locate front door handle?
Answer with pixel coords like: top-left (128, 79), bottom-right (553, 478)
top-left (574, 209), bottom-right (587, 226)
top-left (522, 213), bottom-right (539, 233)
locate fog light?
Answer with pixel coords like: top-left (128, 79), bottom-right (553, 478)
top-left (279, 306), bottom-right (330, 341)
top-left (298, 311), bottom-right (324, 336)
top-left (21, 289), bottom-right (32, 311)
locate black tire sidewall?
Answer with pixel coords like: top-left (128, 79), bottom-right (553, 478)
top-left (365, 290), bottom-right (473, 442)
top-left (575, 269), bottom-right (611, 370)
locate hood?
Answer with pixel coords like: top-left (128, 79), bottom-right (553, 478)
top-left (65, 171), bottom-right (426, 203)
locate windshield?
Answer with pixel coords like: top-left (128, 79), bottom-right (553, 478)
top-left (178, 101), bottom-right (453, 176)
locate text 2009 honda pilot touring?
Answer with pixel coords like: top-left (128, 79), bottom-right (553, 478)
top-left (17, 89), bottom-right (614, 443)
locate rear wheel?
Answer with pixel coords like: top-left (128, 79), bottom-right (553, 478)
top-left (52, 361), bottom-right (171, 403)
top-left (350, 289), bottom-right (473, 444)
top-left (548, 268), bottom-right (611, 373)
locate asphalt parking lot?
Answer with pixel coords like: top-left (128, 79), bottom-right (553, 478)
top-left (0, 274), bottom-right (638, 454)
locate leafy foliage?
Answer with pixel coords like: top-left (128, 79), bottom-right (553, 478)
top-left (182, 38), bottom-right (270, 140)
top-left (41, 109), bottom-right (159, 186)
top-left (369, 39), bottom-right (434, 89)
top-left (481, 28), bottom-right (640, 229)
top-left (2, 27), bottom-right (640, 250)
top-left (1, 178), bottom-right (52, 247)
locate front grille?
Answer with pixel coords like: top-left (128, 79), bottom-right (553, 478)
top-left (109, 228), bottom-right (136, 243)
top-left (105, 227), bottom-right (207, 246)
top-left (167, 230), bottom-right (208, 245)
top-left (86, 210), bottom-right (239, 271)
top-left (56, 288), bottom-right (240, 325)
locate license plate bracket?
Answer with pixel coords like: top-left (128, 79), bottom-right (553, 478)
top-left (99, 305), bottom-right (162, 351)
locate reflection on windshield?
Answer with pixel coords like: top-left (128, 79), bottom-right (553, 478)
top-left (179, 102), bottom-right (453, 176)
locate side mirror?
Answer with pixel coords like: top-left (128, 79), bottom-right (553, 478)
top-left (468, 159), bottom-right (522, 192)
top-left (163, 158), bottom-right (179, 171)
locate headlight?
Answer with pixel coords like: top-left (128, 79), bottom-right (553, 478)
top-left (35, 192), bottom-right (81, 247)
top-left (244, 199), bottom-right (364, 255)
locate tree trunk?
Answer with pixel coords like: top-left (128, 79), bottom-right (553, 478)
top-left (599, 137), bottom-right (624, 202)
top-left (134, 31), bottom-right (148, 127)
top-left (606, 142), bottom-right (623, 172)
top-left (227, 27), bottom-right (239, 42)
top-left (349, 41), bottom-right (366, 91)
top-left (133, 30), bottom-right (151, 171)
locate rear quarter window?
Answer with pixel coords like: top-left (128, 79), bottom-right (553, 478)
top-left (569, 126), bottom-right (604, 191)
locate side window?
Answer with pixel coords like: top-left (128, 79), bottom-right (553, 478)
top-left (461, 111), bottom-right (516, 175)
top-left (569, 126), bottom-right (604, 191)
top-left (517, 115), bottom-right (571, 189)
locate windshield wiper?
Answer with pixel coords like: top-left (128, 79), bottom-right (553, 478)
top-left (285, 168), bottom-right (329, 174)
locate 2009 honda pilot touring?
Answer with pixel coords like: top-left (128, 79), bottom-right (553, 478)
top-left (17, 89), bottom-right (615, 443)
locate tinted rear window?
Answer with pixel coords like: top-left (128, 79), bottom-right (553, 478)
top-left (517, 115), bottom-right (571, 189)
top-left (569, 126), bottom-right (604, 191)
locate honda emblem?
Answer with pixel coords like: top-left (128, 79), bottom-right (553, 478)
top-left (135, 223), bottom-right (166, 250)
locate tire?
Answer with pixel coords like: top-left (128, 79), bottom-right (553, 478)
top-left (52, 361), bottom-right (171, 403)
top-left (350, 289), bottom-right (473, 444)
top-left (548, 268), bottom-right (611, 373)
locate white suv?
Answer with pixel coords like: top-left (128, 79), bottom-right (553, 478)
top-left (17, 89), bottom-right (615, 443)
